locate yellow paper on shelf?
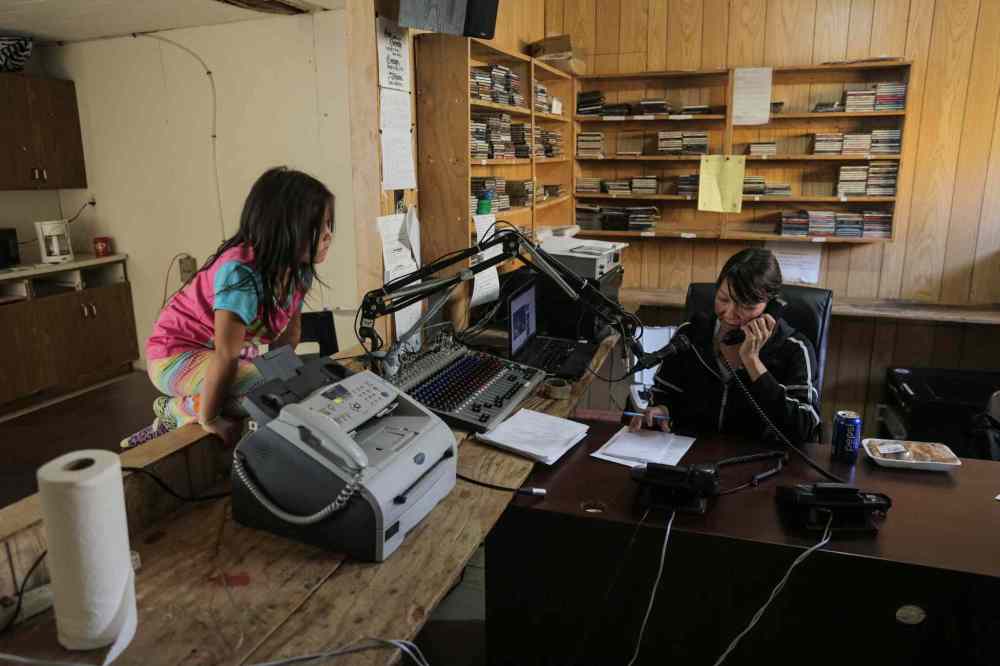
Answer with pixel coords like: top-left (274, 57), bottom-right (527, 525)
top-left (698, 155), bottom-right (746, 213)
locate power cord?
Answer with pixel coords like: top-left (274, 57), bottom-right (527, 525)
top-left (0, 550), bottom-right (47, 636)
top-left (457, 473), bottom-right (546, 497)
top-left (18, 200), bottom-right (95, 246)
top-left (711, 511), bottom-right (834, 666)
top-left (247, 637), bottom-right (431, 666)
top-left (160, 252), bottom-right (188, 310)
top-left (136, 33), bottom-right (225, 242)
top-left (572, 508), bottom-right (651, 666)
top-left (626, 510), bottom-right (676, 666)
top-left (120, 466), bottom-right (231, 502)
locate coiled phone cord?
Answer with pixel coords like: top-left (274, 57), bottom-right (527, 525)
top-left (232, 451), bottom-right (363, 525)
top-left (706, 348), bottom-right (846, 485)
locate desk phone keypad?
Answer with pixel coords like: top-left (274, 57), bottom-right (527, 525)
top-left (309, 371), bottom-right (397, 433)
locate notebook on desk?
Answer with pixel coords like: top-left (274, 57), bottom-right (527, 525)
top-left (507, 281), bottom-right (598, 380)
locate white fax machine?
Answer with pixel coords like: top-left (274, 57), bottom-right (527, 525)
top-left (232, 350), bottom-right (456, 562)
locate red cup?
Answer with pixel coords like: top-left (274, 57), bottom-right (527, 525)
top-left (93, 236), bottom-right (113, 257)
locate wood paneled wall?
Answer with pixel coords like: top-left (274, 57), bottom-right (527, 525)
top-left (482, 0), bottom-right (1000, 437)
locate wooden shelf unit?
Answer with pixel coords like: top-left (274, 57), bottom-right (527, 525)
top-left (573, 61), bottom-right (911, 243)
top-left (415, 32), bottom-right (575, 279)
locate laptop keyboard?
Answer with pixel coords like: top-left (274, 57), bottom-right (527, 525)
top-left (533, 338), bottom-right (573, 373)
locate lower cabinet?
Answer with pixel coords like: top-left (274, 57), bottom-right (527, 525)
top-left (0, 281), bottom-right (138, 406)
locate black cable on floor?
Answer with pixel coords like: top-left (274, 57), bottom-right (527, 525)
top-left (0, 550), bottom-right (47, 636)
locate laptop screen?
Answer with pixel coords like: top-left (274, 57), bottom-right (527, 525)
top-left (509, 283), bottom-right (537, 358)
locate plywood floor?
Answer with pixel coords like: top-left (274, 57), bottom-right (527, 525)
top-left (0, 371), bottom-right (161, 508)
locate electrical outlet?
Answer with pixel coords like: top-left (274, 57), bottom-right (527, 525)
top-left (178, 255), bottom-right (197, 283)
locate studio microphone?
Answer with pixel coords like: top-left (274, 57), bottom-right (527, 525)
top-left (630, 332), bottom-right (692, 373)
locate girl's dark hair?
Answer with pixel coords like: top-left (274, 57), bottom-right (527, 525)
top-left (716, 248), bottom-right (782, 306)
top-left (200, 166), bottom-right (333, 333)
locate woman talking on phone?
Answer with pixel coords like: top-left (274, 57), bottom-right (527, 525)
top-left (629, 248), bottom-right (821, 444)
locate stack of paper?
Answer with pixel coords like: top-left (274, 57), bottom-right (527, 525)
top-left (591, 427), bottom-right (695, 468)
top-left (477, 409), bottom-right (589, 465)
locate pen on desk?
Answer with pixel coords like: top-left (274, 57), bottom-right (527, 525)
top-left (622, 411), bottom-right (670, 421)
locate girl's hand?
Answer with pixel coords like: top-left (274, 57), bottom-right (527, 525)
top-left (628, 405), bottom-right (671, 433)
top-left (201, 416), bottom-right (242, 447)
top-left (738, 314), bottom-right (775, 379)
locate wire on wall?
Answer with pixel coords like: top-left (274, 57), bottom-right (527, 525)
top-left (135, 33), bottom-right (226, 242)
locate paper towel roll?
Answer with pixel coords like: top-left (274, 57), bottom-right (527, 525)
top-left (37, 450), bottom-right (137, 657)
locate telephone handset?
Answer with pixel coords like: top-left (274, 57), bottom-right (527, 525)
top-left (720, 299), bottom-right (785, 346)
top-left (279, 403), bottom-right (369, 472)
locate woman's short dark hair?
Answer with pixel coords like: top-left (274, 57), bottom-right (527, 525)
top-left (716, 248), bottom-right (782, 306)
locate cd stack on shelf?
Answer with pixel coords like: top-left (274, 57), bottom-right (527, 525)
top-left (472, 113), bottom-right (515, 159)
top-left (511, 123), bottom-right (532, 158)
top-left (844, 88), bottom-right (876, 112)
top-left (534, 82), bottom-right (551, 113)
top-left (470, 118), bottom-right (489, 160)
top-left (471, 176), bottom-right (510, 211)
top-left (469, 196), bottom-right (478, 217)
top-left (576, 132), bottom-right (606, 158)
top-left (576, 203), bottom-right (602, 230)
top-left (508, 180), bottom-right (534, 208)
top-left (469, 67), bottom-right (492, 101)
top-left (780, 210), bottom-right (809, 237)
top-left (837, 165), bottom-right (869, 196)
top-left (863, 211), bottom-right (892, 238)
top-left (576, 177), bottom-right (601, 194)
top-left (533, 126), bottom-right (546, 157)
top-left (577, 90), bottom-right (605, 115)
top-left (603, 180), bottom-right (632, 195)
top-left (765, 182), bottom-right (791, 196)
top-left (681, 104), bottom-right (711, 114)
top-left (835, 212), bottom-right (864, 238)
top-left (657, 130), bottom-right (683, 153)
top-left (813, 132), bottom-right (844, 154)
top-left (875, 82), bottom-right (906, 111)
top-left (748, 142), bottom-right (777, 156)
top-left (631, 176), bottom-right (658, 195)
top-left (540, 128), bottom-right (564, 157)
top-left (639, 98), bottom-right (670, 114)
top-left (866, 161), bottom-right (899, 196)
top-left (807, 210), bottom-right (836, 237)
top-left (542, 184), bottom-right (565, 199)
top-left (682, 131), bottom-right (709, 154)
top-left (842, 131), bottom-right (873, 154)
top-left (601, 207), bottom-right (629, 231)
top-left (601, 102), bottom-right (632, 116)
top-left (676, 174), bottom-right (699, 197)
top-left (627, 206), bottom-right (660, 231)
top-left (813, 101), bottom-right (844, 113)
top-left (743, 176), bottom-right (766, 194)
top-left (871, 128), bottom-right (902, 154)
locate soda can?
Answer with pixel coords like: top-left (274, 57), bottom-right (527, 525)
top-left (832, 410), bottom-right (863, 462)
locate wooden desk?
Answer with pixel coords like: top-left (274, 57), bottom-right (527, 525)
top-left (486, 418), bottom-right (1000, 666)
top-left (0, 336), bottom-right (619, 665)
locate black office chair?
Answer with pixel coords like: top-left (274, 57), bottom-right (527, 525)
top-left (298, 310), bottom-right (339, 360)
top-left (684, 283), bottom-right (833, 401)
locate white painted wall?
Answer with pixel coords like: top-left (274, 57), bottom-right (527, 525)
top-left (36, 11), bottom-right (359, 365)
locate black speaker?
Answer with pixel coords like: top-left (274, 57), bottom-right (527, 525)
top-left (463, 0), bottom-right (499, 38)
top-left (398, 0), bottom-right (498, 38)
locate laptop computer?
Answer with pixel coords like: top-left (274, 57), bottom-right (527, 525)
top-left (508, 280), bottom-right (598, 380)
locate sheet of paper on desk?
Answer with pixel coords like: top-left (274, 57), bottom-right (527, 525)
top-left (478, 409), bottom-right (590, 465)
top-left (470, 214), bottom-right (501, 306)
top-left (591, 427), bottom-right (695, 468)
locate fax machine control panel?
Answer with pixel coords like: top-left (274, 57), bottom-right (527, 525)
top-left (308, 371), bottom-right (397, 433)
